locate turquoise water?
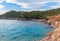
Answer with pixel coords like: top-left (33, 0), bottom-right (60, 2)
top-left (0, 19), bottom-right (54, 41)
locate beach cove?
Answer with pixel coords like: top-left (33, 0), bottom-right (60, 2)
top-left (0, 19), bottom-right (54, 41)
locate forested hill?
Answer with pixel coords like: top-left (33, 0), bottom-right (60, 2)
top-left (1, 8), bottom-right (60, 20)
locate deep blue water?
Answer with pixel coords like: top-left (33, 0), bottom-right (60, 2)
top-left (0, 19), bottom-right (54, 41)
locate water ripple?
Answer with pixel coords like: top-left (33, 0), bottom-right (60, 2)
top-left (0, 19), bottom-right (54, 41)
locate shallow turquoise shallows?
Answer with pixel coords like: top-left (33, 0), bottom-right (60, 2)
top-left (0, 19), bottom-right (54, 41)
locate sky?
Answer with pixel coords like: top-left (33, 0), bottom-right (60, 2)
top-left (0, 0), bottom-right (60, 15)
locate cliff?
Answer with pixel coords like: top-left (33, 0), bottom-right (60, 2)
top-left (40, 24), bottom-right (60, 41)
top-left (40, 14), bottom-right (60, 41)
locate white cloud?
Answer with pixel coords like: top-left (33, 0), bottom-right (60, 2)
top-left (0, 0), bottom-right (4, 3)
top-left (51, 6), bottom-right (60, 9)
top-left (0, 5), bottom-right (5, 9)
top-left (5, 0), bottom-right (49, 9)
top-left (0, 5), bottom-right (6, 15)
top-left (36, 1), bottom-right (49, 7)
top-left (6, 0), bottom-right (16, 3)
top-left (6, 0), bottom-right (31, 8)
top-left (4, 0), bottom-right (60, 10)
top-left (16, 2), bottom-right (31, 8)
top-left (0, 11), bottom-right (6, 15)
top-left (5, 0), bottom-right (60, 9)
top-left (37, 1), bottom-right (48, 4)
top-left (51, 5), bottom-right (60, 9)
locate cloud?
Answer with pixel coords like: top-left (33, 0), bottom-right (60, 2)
top-left (16, 2), bottom-right (31, 8)
top-left (51, 2), bottom-right (60, 9)
top-left (6, 0), bottom-right (16, 3)
top-left (0, 5), bottom-right (5, 9)
top-left (5, 0), bottom-right (60, 8)
top-left (51, 6), bottom-right (60, 9)
top-left (5, 0), bottom-right (49, 9)
top-left (4, 0), bottom-right (60, 10)
top-left (0, 5), bottom-right (6, 15)
top-left (6, 0), bottom-right (31, 8)
top-left (0, 0), bottom-right (4, 3)
top-left (0, 11), bottom-right (6, 15)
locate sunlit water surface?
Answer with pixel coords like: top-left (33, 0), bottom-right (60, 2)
top-left (0, 19), bottom-right (54, 41)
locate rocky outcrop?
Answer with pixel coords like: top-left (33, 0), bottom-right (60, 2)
top-left (40, 27), bottom-right (60, 41)
top-left (40, 14), bottom-right (60, 41)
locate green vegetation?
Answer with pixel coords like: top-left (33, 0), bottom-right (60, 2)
top-left (1, 8), bottom-right (60, 20)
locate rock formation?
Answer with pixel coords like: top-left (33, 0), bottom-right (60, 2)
top-left (40, 14), bottom-right (60, 41)
top-left (40, 26), bottom-right (60, 41)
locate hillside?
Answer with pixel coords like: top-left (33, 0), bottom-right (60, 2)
top-left (1, 8), bottom-right (60, 20)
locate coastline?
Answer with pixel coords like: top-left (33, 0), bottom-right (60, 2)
top-left (0, 18), bottom-right (46, 21)
top-left (0, 18), bottom-right (57, 41)
top-left (40, 20), bottom-right (60, 41)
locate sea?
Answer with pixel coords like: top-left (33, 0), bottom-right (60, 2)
top-left (0, 19), bottom-right (54, 41)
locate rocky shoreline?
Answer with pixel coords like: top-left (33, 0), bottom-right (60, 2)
top-left (40, 14), bottom-right (60, 41)
top-left (40, 21), bottom-right (60, 41)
